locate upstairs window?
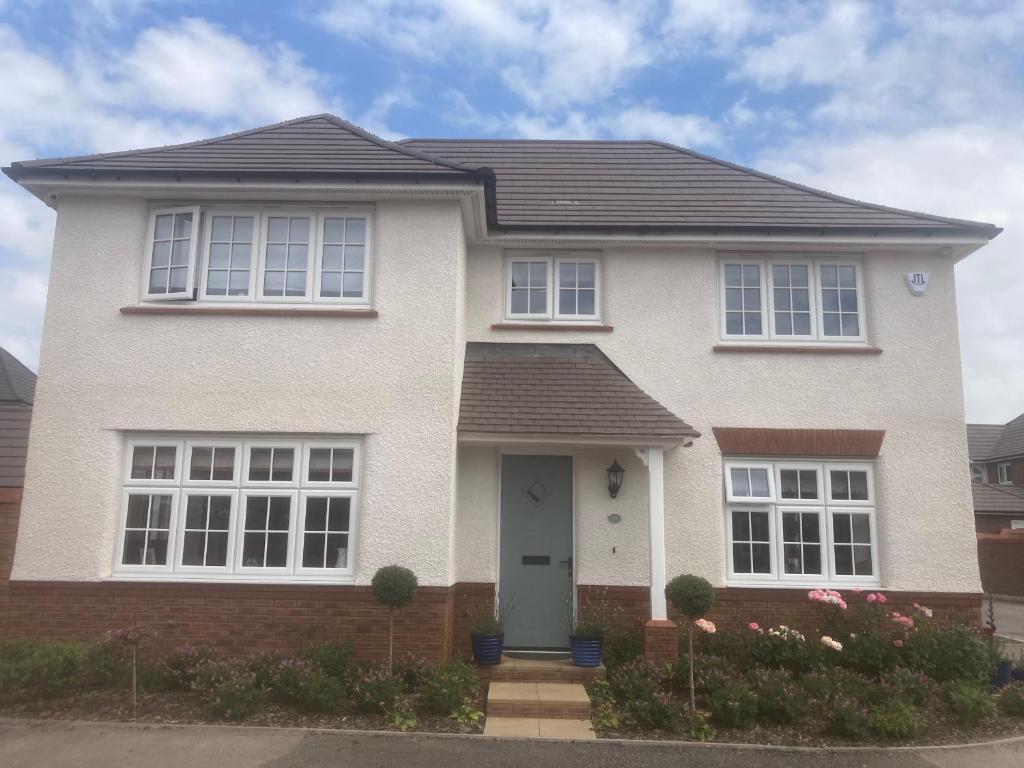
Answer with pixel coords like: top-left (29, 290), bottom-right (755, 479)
top-left (720, 258), bottom-right (865, 343)
top-left (970, 463), bottom-right (985, 482)
top-left (506, 252), bottom-right (600, 322)
top-left (998, 463), bottom-right (1012, 484)
top-left (143, 206), bottom-right (372, 306)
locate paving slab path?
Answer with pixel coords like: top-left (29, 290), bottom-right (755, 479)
top-left (3, 719), bottom-right (1024, 768)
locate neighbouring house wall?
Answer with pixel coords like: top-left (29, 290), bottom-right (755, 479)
top-left (986, 459), bottom-right (1024, 485)
top-left (13, 194), bottom-right (467, 587)
top-left (975, 513), bottom-right (1024, 534)
top-left (977, 530), bottom-right (1024, 597)
top-left (0, 487), bottom-right (22, 621)
top-left (462, 244), bottom-right (980, 594)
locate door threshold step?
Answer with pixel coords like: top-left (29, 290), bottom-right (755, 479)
top-left (476, 655), bottom-right (605, 683)
top-left (483, 717), bottom-right (596, 740)
top-left (486, 681), bottom-right (592, 719)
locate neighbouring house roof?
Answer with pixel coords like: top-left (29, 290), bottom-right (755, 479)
top-left (990, 413), bottom-right (1024, 461)
top-left (967, 423), bottom-right (1005, 461)
top-left (3, 114), bottom-right (1000, 238)
top-left (711, 428), bottom-right (886, 458)
top-left (0, 347), bottom-right (35, 487)
top-left (972, 481), bottom-right (1024, 514)
top-left (458, 343), bottom-right (698, 440)
top-left (0, 347), bottom-right (35, 405)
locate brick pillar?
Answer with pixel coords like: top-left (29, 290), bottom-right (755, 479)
top-left (643, 618), bottom-right (678, 663)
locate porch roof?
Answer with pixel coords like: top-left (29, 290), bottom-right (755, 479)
top-left (458, 342), bottom-right (698, 441)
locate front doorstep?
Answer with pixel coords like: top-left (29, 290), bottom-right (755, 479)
top-left (476, 655), bottom-right (604, 684)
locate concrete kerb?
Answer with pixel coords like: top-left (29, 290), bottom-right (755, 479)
top-left (2, 717), bottom-right (1024, 754)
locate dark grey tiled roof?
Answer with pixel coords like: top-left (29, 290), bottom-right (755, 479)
top-left (5, 114), bottom-right (1000, 237)
top-left (4, 115), bottom-right (476, 178)
top-left (459, 342), bottom-right (698, 439)
top-left (972, 481), bottom-right (1024, 514)
top-left (0, 347), bottom-right (35, 405)
top-left (991, 413), bottom-right (1024, 461)
top-left (967, 423), bottom-right (1005, 461)
top-left (0, 402), bottom-right (32, 487)
top-left (402, 138), bottom-right (1000, 236)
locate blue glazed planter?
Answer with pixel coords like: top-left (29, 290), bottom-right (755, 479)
top-left (570, 636), bottom-right (603, 667)
top-left (992, 659), bottom-right (1012, 689)
top-left (1012, 667), bottom-right (1024, 683)
top-left (471, 633), bottom-right (504, 665)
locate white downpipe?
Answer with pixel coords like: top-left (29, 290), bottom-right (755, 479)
top-left (647, 446), bottom-right (668, 621)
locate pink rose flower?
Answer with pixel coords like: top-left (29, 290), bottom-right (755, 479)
top-left (893, 639), bottom-right (904, 648)
top-left (876, 593), bottom-right (888, 604)
top-left (867, 593), bottom-right (878, 603)
top-left (748, 622), bottom-right (761, 631)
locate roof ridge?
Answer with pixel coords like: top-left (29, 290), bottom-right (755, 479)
top-left (647, 140), bottom-right (1001, 233)
top-left (0, 347), bottom-right (35, 404)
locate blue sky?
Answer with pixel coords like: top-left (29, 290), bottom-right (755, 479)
top-left (1, 0), bottom-right (1022, 421)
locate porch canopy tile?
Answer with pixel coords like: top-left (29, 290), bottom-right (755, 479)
top-left (712, 427), bottom-right (885, 458)
top-left (458, 343), bottom-right (698, 440)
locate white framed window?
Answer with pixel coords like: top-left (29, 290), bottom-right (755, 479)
top-left (1012, 519), bottom-right (1024, 529)
top-left (719, 257), bottom-right (866, 343)
top-left (505, 252), bottom-right (601, 322)
top-left (723, 459), bottom-right (879, 587)
top-left (115, 435), bottom-right (361, 582)
top-left (142, 207), bottom-right (200, 300)
top-left (971, 463), bottom-right (986, 482)
top-left (998, 463), bottom-right (1012, 484)
top-left (142, 205), bottom-right (372, 307)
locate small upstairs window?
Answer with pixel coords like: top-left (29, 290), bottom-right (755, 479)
top-left (998, 463), bottom-right (1012, 484)
top-left (970, 463), bottom-right (985, 482)
top-left (143, 207), bottom-right (200, 300)
top-left (506, 252), bottom-right (600, 322)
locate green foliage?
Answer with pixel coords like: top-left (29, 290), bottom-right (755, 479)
top-left (388, 707), bottom-right (418, 731)
top-left (416, 659), bottom-right (480, 715)
top-left (823, 697), bottom-right (870, 739)
top-left (270, 659), bottom-right (343, 713)
top-left (302, 642), bottom-right (356, 685)
top-left (592, 699), bottom-right (620, 731)
top-left (697, 630), bottom-right (754, 667)
top-left (904, 624), bottom-right (997, 683)
top-left (393, 656), bottom-right (429, 693)
top-left (869, 699), bottom-right (925, 740)
top-left (750, 626), bottom-right (811, 673)
top-left (707, 681), bottom-right (758, 728)
top-left (747, 667), bottom-right (807, 725)
top-left (607, 658), bottom-right (678, 731)
top-left (997, 681), bottom-right (1024, 717)
top-left (350, 665), bottom-right (403, 714)
top-left (800, 668), bottom-right (873, 707)
top-left (836, 631), bottom-right (901, 676)
top-left (371, 565), bottom-right (418, 610)
top-left (944, 680), bottom-right (996, 728)
top-left (466, 601), bottom-right (510, 635)
top-left (0, 639), bottom-right (113, 699)
top-left (664, 574), bottom-right (715, 619)
top-left (193, 659), bottom-right (265, 720)
top-left (686, 709), bottom-right (716, 742)
top-left (451, 704), bottom-right (484, 725)
top-left (692, 653), bottom-right (739, 694)
top-left (601, 628), bottom-right (642, 672)
top-left (877, 668), bottom-right (937, 708)
top-left (161, 645), bottom-right (218, 691)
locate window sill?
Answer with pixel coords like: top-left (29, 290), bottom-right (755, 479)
top-left (491, 323), bottom-right (613, 332)
top-left (726, 580), bottom-right (882, 590)
top-left (713, 344), bottom-right (881, 355)
top-left (108, 574), bottom-right (356, 586)
top-left (121, 305), bottom-right (378, 318)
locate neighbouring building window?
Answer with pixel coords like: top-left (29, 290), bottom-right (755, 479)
top-left (998, 463), bottom-right (1012, 484)
top-left (117, 435), bottom-right (360, 581)
top-left (719, 258), bottom-right (865, 343)
top-left (971, 463), bottom-right (985, 482)
top-left (724, 460), bottom-right (878, 586)
top-left (143, 206), bottom-right (372, 306)
top-left (506, 252), bottom-right (600, 322)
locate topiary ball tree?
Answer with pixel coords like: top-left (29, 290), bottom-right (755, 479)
top-left (372, 565), bottom-right (418, 672)
top-left (665, 574), bottom-right (715, 711)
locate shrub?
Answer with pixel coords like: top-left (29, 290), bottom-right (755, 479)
top-left (747, 667), bottom-right (807, 725)
top-left (602, 628), bottom-right (642, 672)
top-left (878, 668), bottom-right (936, 708)
top-left (707, 681), bottom-right (758, 728)
top-left (686, 709), bottom-right (716, 742)
top-left (665, 575), bottom-right (715, 619)
top-left (193, 659), bottom-right (264, 720)
top-left (837, 631), bottom-right (901, 676)
top-left (162, 645), bottom-right (218, 691)
top-left (350, 665), bottom-right (403, 715)
top-left (904, 624), bottom-right (996, 683)
top-left (692, 653), bottom-right (738, 694)
top-left (416, 659), bottom-right (479, 715)
top-left (698, 630), bottom-right (754, 667)
top-left (997, 681), bottom-right (1024, 717)
top-left (371, 565), bottom-right (418, 609)
top-left (246, 652), bottom-right (284, 689)
top-left (608, 658), bottom-right (678, 731)
top-left (823, 697), bottom-right (870, 739)
top-left (270, 658), bottom-right (344, 713)
top-left (302, 642), bottom-right (356, 685)
top-left (0, 639), bottom-right (106, 698)
top-left (800, 668), bottom-right (873, 707)
top-left (944, 680), bottom-right (996, 727)
top-left (869, 699), bottom-right (925, 740)
top-left (751, 626), bottom-right (811, 673)
top-left (393, 656), bottom-right (429, 693)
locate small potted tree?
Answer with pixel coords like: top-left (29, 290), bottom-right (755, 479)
top-left (569, 611), bottom-right (605, 667)
top-left (468, 601), bottom-right (509, 665)
top-left (371, 565), bottom-right (418, 673)
top-left (665, 573), bottom-right (715, 711)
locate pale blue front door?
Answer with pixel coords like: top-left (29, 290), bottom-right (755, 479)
top-left (499, 455), bottom-right (573, 649)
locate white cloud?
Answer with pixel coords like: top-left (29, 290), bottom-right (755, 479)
top-left (758, 124), bottom-right (1024, 422)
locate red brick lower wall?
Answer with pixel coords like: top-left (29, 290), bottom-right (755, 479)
top-left (578, 584), bottom-right (981, 637)
top-left (451, 582), bottom-right (496, 658)
top-left (978, 531), bottom-right (1024, 597)
top-left (0, 487), bottom-right (23, 622)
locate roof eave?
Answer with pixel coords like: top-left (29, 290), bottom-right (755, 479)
top-left (488, 222), bottom-right (1002, 240)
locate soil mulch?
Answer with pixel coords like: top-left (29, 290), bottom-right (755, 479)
top-left (0, 689), bottom-right (484, 735)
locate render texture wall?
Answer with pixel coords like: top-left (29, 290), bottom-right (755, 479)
top-left (14, 194), bottom-right (467, 586)
top-left (460, 244), bottom-right (981, 593)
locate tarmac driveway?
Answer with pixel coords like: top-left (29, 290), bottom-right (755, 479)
top-left (2, 719), bottom-right (1024, 768)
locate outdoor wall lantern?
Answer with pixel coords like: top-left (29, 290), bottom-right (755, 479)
top-left (607, 459), bottom-right (625, 499)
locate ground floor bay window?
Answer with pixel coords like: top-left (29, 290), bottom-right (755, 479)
top-left (724, 459), bottom-right (879, 587)
top-left (116, 435), bottom-right (361, 581)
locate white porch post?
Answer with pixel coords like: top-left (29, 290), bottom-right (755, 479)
top-left (647, 446), bottom-right (668, 621)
